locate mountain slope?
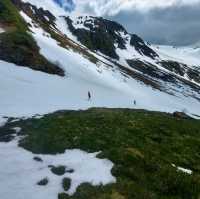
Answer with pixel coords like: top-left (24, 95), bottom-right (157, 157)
top-left (1, 108), bottom-right (200, 199)
top-left (0, 0), bottom-right (64, 75)
top-left (1, 1), bottom-right (200, 199)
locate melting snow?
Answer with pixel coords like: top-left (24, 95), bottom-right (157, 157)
top-left (12, 127), bottom-right (22, 133)
top-left (172, 164), bottom-right (193, 175)
top-left (0, 117), bottom-right (8, 127)
top-left (0, 137), bottom-right (116, 199)
top-left (0, 27), bottom-right (5, 33)
top-left (177, 167), bottom-right (193, 175)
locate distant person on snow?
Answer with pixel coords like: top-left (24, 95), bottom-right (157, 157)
top-left (134, 100), bottom-right (136, 106)
top-left (88, 91), bottom-right (91, 101)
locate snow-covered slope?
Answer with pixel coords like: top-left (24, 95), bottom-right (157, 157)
top-left (2, 56), bottom-right (200, 118)
top-left (1, 2), bottom-right (200, 199)
top-left (0, 0), bottom-right (200, 119)
top-left (0, 136), bottom-right (115, 199)
top-left (153, 45), bottom-right (200, 67)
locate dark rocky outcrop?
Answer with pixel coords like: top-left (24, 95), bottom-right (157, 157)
top-left (187, 68), bottom-right (200, 84)
top-left (127, 59), bottom-right (175, 82)
top-left (130, 34), bottom-right (158, 59)
top-left (33, 156), bottom-right (43, 162)
top-left (158, 61), bottom-right (187, 76)
top-left (65, 16), bottom-right (159, 60)
top-left (11, 0), bottom-right (56, 27)
top-left (65, 16), bottom-right (125, 59)
top-left (158, 60), bottom-right (200, 84)
top-left (173, 111), bottom-right (191, 119)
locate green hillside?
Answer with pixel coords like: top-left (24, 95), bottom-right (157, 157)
top-left (2, 108), bottom-right (200, 199)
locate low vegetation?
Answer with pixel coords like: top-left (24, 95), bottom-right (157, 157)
top-left (0, 0), bottom-right (64, 76)
top-left (50, 165), bottom-right (66, 176)
top-left (0, 0), bottom-right (26, 29)
top-left (62, 178), bottom-right (71, 191)
top-left (1, 108), bottom-right (200, 199)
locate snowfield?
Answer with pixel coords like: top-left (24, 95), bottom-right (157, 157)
top-left (153, 45), bottom-right (200, 67)
top-left (0, 11), bottom-right (200, 120)
top-left (0, 136), bottom-right (116, 199)
top-left (1, 52), bottom-right (200, 119)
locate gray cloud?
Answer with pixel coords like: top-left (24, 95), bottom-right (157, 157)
top-left (107, 4), bottom-right (200, 46)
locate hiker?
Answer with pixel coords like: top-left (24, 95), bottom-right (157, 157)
top-left (88, 91), bottom-right (91, 101)
top-left (134, 100), bottom-right (136, 106)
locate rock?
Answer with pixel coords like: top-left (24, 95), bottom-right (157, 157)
top-left (173, 111), bottom-right (191, 119)
top-left (37, 177), bottom-right (49, 186)
top-left (50, 165), bottom-right (66, 176)
top-left (66, 168), bottom-right (74, 173)
top-left (33, 156), bottom-right (43, 162)
top-left (130, 34), bottom-right (158, 59)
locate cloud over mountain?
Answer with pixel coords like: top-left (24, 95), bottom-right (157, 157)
top-left (73, 0), bottom-right (200, 16)
top-left (108, 3), bottom-right (200, 46)
top-left (69, 0), bottom-right (200, 46)
top-left (53, 0), bottom-right (75, 12)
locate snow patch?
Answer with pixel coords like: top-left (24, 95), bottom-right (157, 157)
top-left (0, 137), bottom-right (116, 199)
top-left (172, 164), bottom-right (193, 175)
top-left (71, 16), bottom-right (99, 31)
top-left (0, 117), bottom-right (8, 127)
top-left (0, 27), bottom-right (5, 34)
top-left (12, 127), bottom-right (22, 133)
top-left (56, 16), bottom-right (79, 43)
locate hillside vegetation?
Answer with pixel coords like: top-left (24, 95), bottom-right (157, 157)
top-left (2, 108), bottom-right (200, 199)
top-left (0, 0), bottom-right (64, 75)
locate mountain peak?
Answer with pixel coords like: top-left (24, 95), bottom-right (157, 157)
top-left (65, 15), bottom-right (158, 60)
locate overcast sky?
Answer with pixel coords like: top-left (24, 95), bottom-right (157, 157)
top-left (67, 0), bottom-right (200, 46)
top-left (107, 4), bottom-right (200, 46)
